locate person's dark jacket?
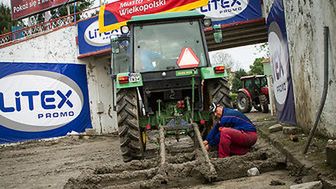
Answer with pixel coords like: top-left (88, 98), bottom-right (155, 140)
top-left (206, 108), bottom-right (256, 147)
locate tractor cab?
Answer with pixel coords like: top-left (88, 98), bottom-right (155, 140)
top-left (241, 75), bottom-right (268, 97)
top-left (131, 13), bottom-right (209, 73)
top-left (237, 75), bottom-right (269, 113)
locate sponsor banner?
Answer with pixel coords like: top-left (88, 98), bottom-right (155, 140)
top-left (196, 0), bottom-right (262, 25)
top-left (78, 16), bottom-right (121, 55)
top-left (0, 62), bottom-right (92, 143)
top-left (267, 0), bottom-right (296, 125)
top-left (99, 0), bottom-right (209, 32)
top-left (11, 0), bottom-right (73, 20)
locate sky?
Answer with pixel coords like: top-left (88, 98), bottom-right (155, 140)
top-left (211, 43), bottom-right (268, 71)
top-left (0, 0), bottom-right (9, 6)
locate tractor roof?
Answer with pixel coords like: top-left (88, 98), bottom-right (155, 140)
top-left (240, 75), bottom-right (266, 80)
top-left (128, 11), bottom-right (204, 24)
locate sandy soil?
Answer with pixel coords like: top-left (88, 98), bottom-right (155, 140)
top-left (192, 170), bottom-right (293, 189)
top-left (0, 112), bottom-right (299, 189)
top-left (0, 136), bottom-right (123, 189)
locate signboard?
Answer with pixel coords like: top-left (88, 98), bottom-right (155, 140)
top-left (196, 0), bottom-right (262, 25)
top-left (267, 0), bottom-right (296, 125)
top-left (99, 0), bottom-right (209, 32)
top-left (78, 16), bottom-right (121, 55)
top-left (0, 62), bottom-right (92, 143)
top-left (11, 0), bottom-right (73, 20)
top-left (177, 47), bottom-right (200, 68)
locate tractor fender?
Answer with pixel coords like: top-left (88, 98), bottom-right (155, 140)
top-left (238, 88), bottom-right (252, 100)
top-left (260, 87), bottom-right (269, 96)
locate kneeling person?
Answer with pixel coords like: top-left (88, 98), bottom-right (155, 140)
top-left (204, 103), bottom-right (257, 158)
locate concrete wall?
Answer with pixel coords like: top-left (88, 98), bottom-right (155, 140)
top-left (264, 0), bottom-right (336, 137)
top-left (0, 26), bottom-right (118, 134)
top-left (0, 27), bottom-right (78, 63)
top-left (81, 56), bottom-right (117, 134)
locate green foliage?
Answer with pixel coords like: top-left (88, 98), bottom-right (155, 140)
top-left (249, 57), bottom-right (264, 75)
top-left (255, 42), bottom-right (270, 57)
top-left (230, 92), bottom-right (238, 108)
top-left (30, 0), bottom-right (94, 24)
top-left (0, 1), bottom-right (93, 34)
top-left (210, 51), bottom-right (236, 69)
top-left (50, 0), bottom-right (94, 20)
top-left (230, 93), bottom-right (238, 101)
top-left (0, 3), bottom-right (21, 34)
top-left (231, 68), bottom-right (248, 92)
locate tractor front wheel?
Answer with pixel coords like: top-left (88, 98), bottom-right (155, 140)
top-left (116, 88), bottom-right (144, 162)
top-left (237, 92), bottom-right (252, 113)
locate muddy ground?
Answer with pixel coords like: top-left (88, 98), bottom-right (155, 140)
top-left (0, 135), bottom-right (123, 189)
top-left (0, 112), bottom-right (301, 189)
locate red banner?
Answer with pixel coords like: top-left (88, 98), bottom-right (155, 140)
top-left (99, 0), bottom-right (208, 32)
top-left (11, 0), bottom-right (73, 20)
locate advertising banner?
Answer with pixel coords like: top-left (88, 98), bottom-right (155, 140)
top-left (11, 0), bottom-right (73, 20)
top-left (0, 62), bottom-right (92, 143)
top-left (99, 0), bottom-right (209, 32)
top-left (78, 16), bottom-right (121, 55)
top-left (267, 0), bottom-right (296, 125)
top-left (196, 0), bottom-right (262, 25)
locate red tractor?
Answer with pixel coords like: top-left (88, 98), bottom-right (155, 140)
top-left (237, 75), bottom-right (269, 113)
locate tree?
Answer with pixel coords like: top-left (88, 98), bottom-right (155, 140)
top-left (0, 3), bottom-right (21, 34)
top-left (249, 57), bottom-right (264, 75)
top-left (28, 0), bottom-right (94, 25)
top-left (231, 68), bottom-right (248, 92)
top-left (50, 0), bottom-right (94, 20)
top-left (210, 51), bottom-right (236, 69)
top-left (255, 42), bottom-right (270, 57)
top-left (0, 1), bottom-right (93, 33)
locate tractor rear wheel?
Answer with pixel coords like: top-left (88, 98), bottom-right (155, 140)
top-left (237, 92), bottom-right (252, 113)
top-left (253, 105), bottom-right (262, 112)
top-left (203, 78), bottom-right (231, 138)
top-left (259, 94), bottom-right (269, 113)
top-left (206, 78), bottom-right (232, 108)
top-left (116, 88), bottom-right (144, 162)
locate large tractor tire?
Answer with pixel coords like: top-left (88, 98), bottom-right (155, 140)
top-left (116, 88), bottom-right (144, 162)
top-left (237, 92), bottom-right (252, 113)
top-left (206, 78), bottom-right (232, 108)
top-left (203, 78), bottom-right (231, 138)
top-left (259, 94), bottom-right (269, 113)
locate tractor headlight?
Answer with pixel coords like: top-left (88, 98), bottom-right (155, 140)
top-left (121, 25), bottom-right (130, 34)
top-left (203, 18), bottom-right (212, 27)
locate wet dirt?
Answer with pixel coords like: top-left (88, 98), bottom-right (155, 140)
top-left (191, 170), bottom-right (293, 189)
top-left (64, 134), bottom-right (288, 189)
top-left (0, 136), bottom-right (123, 189)
top-left (0, 112), bottom-right (299, 189)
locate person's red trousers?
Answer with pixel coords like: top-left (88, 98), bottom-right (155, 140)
top-left (218, 128), bottom-right (257, 158)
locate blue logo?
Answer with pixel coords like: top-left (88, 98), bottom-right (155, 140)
top-left (0, 62), bottom-right (92, 143)
top-left (200, 0), bottom-right (243, 12)
top-left (0, 90), bottom-right (73, 112)
top-left (0, 70), bottom-right (84, 132)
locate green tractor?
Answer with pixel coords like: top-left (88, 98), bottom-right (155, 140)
top-left (111, 11), bottom-right (231, 162)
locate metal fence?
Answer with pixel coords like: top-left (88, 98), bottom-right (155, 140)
top-left (0, 7), bottom-right (99, 47)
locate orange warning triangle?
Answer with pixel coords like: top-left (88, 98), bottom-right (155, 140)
top-left (176, 47), bottom-right (200, 69)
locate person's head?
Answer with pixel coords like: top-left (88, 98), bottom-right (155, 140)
top-left (210, 103), bottom-right (223, 119)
